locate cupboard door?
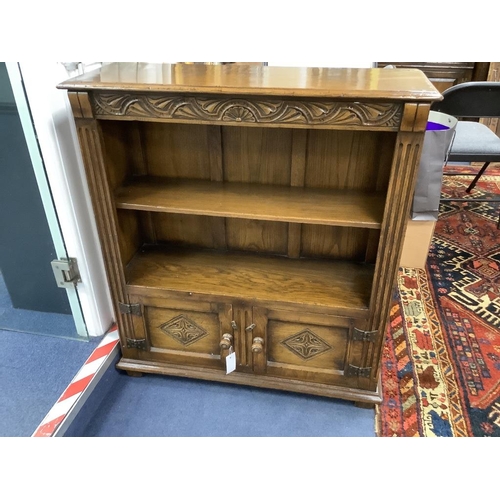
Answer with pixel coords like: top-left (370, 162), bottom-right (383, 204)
top-left (231, 304), bottom-right (267, 374)
top-left (125, 295), bottom-right (233, 370)
top-left (265, 310), bottom-right (363, 388)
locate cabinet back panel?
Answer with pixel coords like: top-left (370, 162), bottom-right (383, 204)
top-left (101, 122), bottom-right (395, 195)
top-left (116, 210), bottom-right (143, 266)
top-left (100, 121), bottom-right (140, 189)
top-left (304, 130), bottom-right (395, 191)
top-left (222, 127), bottom-right (293, 185)
top-left (141, 122), bottom-right (214, 179)
top-left (150, 213), bottom-right (288, 255)
top-left (226, 218), bottom-right (288, 254)
top-left (152, 213), bottom-right (227, 249)
top-left (301, 225), bottom-right (377, 262)
top-left (144, 213), bottom-right (372, 261)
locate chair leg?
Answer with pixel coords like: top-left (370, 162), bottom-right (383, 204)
top-left (466, 162), bottom-right (490, 193)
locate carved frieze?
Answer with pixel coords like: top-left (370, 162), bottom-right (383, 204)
top-left (92, 92), bottom-right (402, 128)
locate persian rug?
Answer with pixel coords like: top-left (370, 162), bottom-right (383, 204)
top-left (376, 164), bottom-right (500, 437)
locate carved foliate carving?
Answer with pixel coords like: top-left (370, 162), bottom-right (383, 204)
top-left (93, 93), bottom-right (402, 128)
top-left (281, 328), bottom-right (332, 360)
top-left (160, 314), bottom-right (208, 346)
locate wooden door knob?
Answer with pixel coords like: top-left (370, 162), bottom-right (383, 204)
top-left (219, 333), bottom-right (233, 350)
top-left (251, 337), bottom-right (264, 353)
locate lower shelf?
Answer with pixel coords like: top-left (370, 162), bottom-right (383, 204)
top-left (116, 357), bottom-right (383, 405)
top-left (125, 245), bottom-right (374, 317)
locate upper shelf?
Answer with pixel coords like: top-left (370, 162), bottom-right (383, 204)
top-left (115, 178), bottom-right (386, 229)
top-left (57, 63), bottom-right (442, 101)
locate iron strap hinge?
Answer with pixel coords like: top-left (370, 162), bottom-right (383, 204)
top-left (346, 364), bottom-right (372, 378)
top-left (353, 328), bottom-right (378, 343)
top-left (125, 338), bottom-right (147, 350)
top-left (118, 302), bottom-right (142, 316)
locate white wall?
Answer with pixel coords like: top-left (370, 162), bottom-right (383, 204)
top-left (19, 62), bottom-right (113, 337)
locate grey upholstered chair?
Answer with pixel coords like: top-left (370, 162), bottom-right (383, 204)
top-left (431, 81), bottom-right (500, 193)
top-left (430, 81), bottom-right (500, 228)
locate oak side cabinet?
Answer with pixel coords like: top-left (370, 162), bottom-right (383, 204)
top-left (59, 63), bottom-right (441, 406)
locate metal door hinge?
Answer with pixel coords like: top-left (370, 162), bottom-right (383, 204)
top-left (346, 364), bottom-right (372, 378)
top-left (118, 302), bottom-right (142, 316)
top-left (353, 328), bottom-right (378, 342)
top-left (125, 338), bottom-right (147, 350)
top-left (51, 258), bottom-right (81, 289)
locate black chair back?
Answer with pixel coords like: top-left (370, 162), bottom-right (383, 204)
top-left (431, 82), bottom-right (500, 118)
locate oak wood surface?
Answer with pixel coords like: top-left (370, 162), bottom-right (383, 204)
top-left (300, 225), bottom-right (375, 261)
top-left (304, 130), bottom-right (395, 191)
top-left (62, 64), bottom-right (439, 405)
top-left (116, 357), bottom-right (383, 404)
top-left (57, 63), bottom-right (441, 101)
top-left (225, 219), bottom-right (288, 255)
top-left (115, 178), bottom-right (386, 229)
top-left (222, 127), bottom-right (293, 184)
top-left (266, 319), bottom-right (349, 382)
top-left (125, 245), bottom-right (374, 315)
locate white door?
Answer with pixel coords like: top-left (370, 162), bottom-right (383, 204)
top-left (0, 62), bottom-right (113, 339)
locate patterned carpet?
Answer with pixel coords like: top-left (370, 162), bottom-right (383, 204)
top-left (377, 164), bottom-right (500, 437)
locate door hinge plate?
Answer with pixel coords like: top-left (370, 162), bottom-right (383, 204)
top-left (353, 328), bottom-right (378, 342)
top-left (125, 338), bottom-right (147, 350)
top-left (346, 364), bottom-right (372, 378)
top-left (118, 302), bottom-right (142, 316)
top-left (51, 258), bottom-right (81, 289)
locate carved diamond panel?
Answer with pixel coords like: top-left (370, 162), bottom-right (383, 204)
top-left (160, 314), bottom-right (208, 346)
top-left (281, 328), bottom-right (332, 360)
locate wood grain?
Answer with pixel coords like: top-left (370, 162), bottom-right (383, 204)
top-left (225, 219), bottom-right (288, 255)
top-left (62, 64), bottom-right (440, 404)
top-left (365, 131), bottom-right (427, 390)
top-left (222, 127), bottom-right (292, 184)
top-left (116, 357), bottom-right (383, 404)
top-left (300, 225), bottom-right (372, 261)
top-left (152, 213), bottom-right (227, 250)
top-left (304, 130), bottom-right (395, 190)
top-left (90, 92), bottom-right (404, 130)
top-left (115, 178), bottom-right (386, 229)
top-left (125, 245), bottom-right (374, 316)
top-left (58, 63), bottom-right (441, 101)
top-left (141, 122), bottom-right (213, 179)
top-left (74, 118), bottom-right (134, 343)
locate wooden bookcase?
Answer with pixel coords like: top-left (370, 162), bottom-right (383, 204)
top-left (59, 63), bottom-right (441, 406)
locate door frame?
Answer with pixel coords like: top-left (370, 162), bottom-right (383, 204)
top-left (6, 62), bottom-right (113, 337)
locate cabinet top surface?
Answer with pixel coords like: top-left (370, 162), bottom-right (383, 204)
top-left (57, 63), bottom-right (442, 101)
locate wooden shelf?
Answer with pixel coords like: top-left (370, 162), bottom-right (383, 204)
top-left (115, 178), bottom-right (385, 229)
top-left (125, 245), bottom-right (374, 316)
